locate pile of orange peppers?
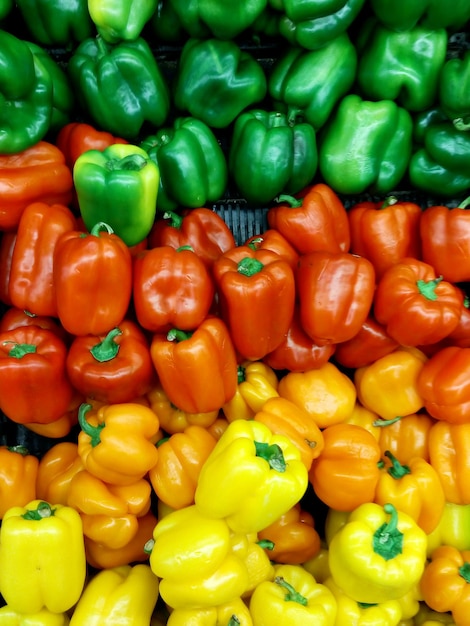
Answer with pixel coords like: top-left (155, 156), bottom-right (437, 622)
top-left (1, 123), bottom-right (470, 625)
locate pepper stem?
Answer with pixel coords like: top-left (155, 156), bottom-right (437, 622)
top-left (237, 257), bottom-right (264, 276)
top-left (373, 503), bottom-right (403, 561)
top-left (458, 196), bottom-right (470, 210)
top-left (257, 539), bottom-right (275, 550)
top-left (373, 416), bottom-right (403, 427)
top-left (90, 328), bottom-right (122, 362)
top-left (90, 222), bottom-right (114, 236)
top-left (162, 210), bottom-right (183, 228)
top-left (22, 501), bottom-right (56, 520)
top-left (227, 617), bottom-right (240, 626)
top-left (384, 450), bottom-right (411, 480)
top-left (106, 153), bottom-right (148, 171)
top-left (454, 118), bottom-right (470, 132)
top-left (380, 196), bottom-right (398, 209)
top-left (274, 576), bottom-right (308, 606)
top-left (459, 562), bottom-right (470, 583)
top-left (255, 441), bottom-right (286, 472)
top-left (237, 365), bottom-right (246, 384)
top-left (416, 277), bottom-right (443, 301)
top-left (274, 194), bottom-right (303, 208)
top-left (3, 341), bottom-right (37, 358)
top-left (167, 328), bottom-right (193, 342)
top-left (78, 403), bottom-right (104, 447)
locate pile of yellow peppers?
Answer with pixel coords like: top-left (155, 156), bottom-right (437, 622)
top-left (1, 353), bottom-right (470, 625)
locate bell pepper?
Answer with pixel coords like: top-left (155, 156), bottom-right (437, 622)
top-left (228, 109), bottom-right (317, 206)
top-left (263, 305), bottom-right (336, 373)
top-left (148, 208), bottom-right (235, 269)
top-left (88, 0), bottom-right (158, 43)
top-left (133, 245), bottom-right (215, 333)
top-left (173, 38), bottom-right (267, 129)
top-left (276, 0), bottom-right (366, 50)
top-left (69, 564), bottom-right (159, 626)
top-left (0, 445), bottom-right (38, 519)
top-left (356, 19), bottom-right (447, 112)
top-left (374, 257), bottom-right (464, 347)
top-left (148, 425), bottom-right (217, 510)
top-left (427, 502), bottom-right (470, 556)
top-left (148, 505), bottom-right (250, 609)
top-left (249, 563), bottom-right (337, 625)
top-left (428, 421), bottom-right (470, 505)
top-left (344, 402), bottom-right (382, 443)
top-left (53, 222), bottom-right (133, 337)
top-left (77, 401), bottom-right (160, 486)
top-left (418, 346), bottom-right (470, 424)
top-left (0, 232), bottom-right (17, 305)
top-left (266, 183), bottom-right (350, 255)
top-left (375, 412), bottom-right (435, 465)
top-left (278, 362), bottom-right (357, 429)
top-left (140, 117), bottom-right (228, 211)
top-left (36, 442), bottom-right (84, 505)
top-left (420, 198), bottom-right (470, 285)
top-left (253, 396), bottom-right (324, 471)
top-left (227, 532), bottom-right (275, 599)
top-left (222, 360), bottom-right (280, 423)
top-left (258, 503), bottom-right (321, 564)
top-left (245, 229), bottom-right (300, 271)
top-left (334, 315), bottom-right (399, 370)
top-left (369, 0), bottom-right (470, 32)
top-left (354, 348), bottom-right (427, 421)
top-left (420, 545), bottom-right (470, 624)
top-left (414, 603), bottom-right (456, 626)
top-left (146, 381), bottom-right (219, 434)
top-left (150, 317), bottom-right (238, 414)
top-left (8, 202), bottom-right (76, 318)
top-left (319, 94), bottom-right (413, 195)
top-left (0, 141), bottom-right (73, 232)
top-left (147, 0), bottom-right (188, 44)
top-left (347, 196), bottom-right (422, 281)
top-left (439, 50), bottom-right (470, 131)
top-left (268, 34), bottom-right (357, 130)
top-left (68, 35), bottom-right (170, 139)
top-left (166, 597), bottom-right (253, 626)
top-left (302, 546), bottom-right (331, 584)
top-left (296, 250), bottom-right (376, 346)
top-left (0, 326), bottom-right (74, 425)
top-left (0, 606), bottom-right (70, 625)
top-left (0, 306), bottom-right (69, 343)
top-left (65, 320), bottom-right (155, 405)
top-left (56, 121), bottom-right (128, 171)
top-left (308, 422), bottom-right (382, 512)
top-left (194, 419), bottom-right (308, 534)
top-left (73, 143), bottom-right (159, 247)
top-left (24, 392), bottom-right (82, 439)
top-left (212, 246), bottom-right (295, 361)
top-left (0, 500), bottom-right (86, 614)
top-left (328, 502), bottom-right (427, 604)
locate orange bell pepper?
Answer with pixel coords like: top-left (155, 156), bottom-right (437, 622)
top-left (308, 422), bottom-right (382, 511)
top-left (207, 416), bottom-right (230, 441)
top-left (36, 442), bottom-right (84, 505)
top-left (374, 412), bottom-right (435, 464)
top-left (24, 391), bottom-right (82, 439)
top-left (222, 360), bottom-right (279, 422)
top-left (0, 232), bottom-right (17, 306)
top-left (428, 421), bottom-right (470, 505)
top-left (77, 402), bottom-right (160, 486)
top-left (0, 445), bottom-right (38, 519)
top-left (258, 503), bottom-right (321, 565)
top-left (148, 425), bottom-right (217, 510)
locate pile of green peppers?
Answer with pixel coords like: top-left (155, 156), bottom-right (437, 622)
top-left (0, 0), bottom-right (469, 204)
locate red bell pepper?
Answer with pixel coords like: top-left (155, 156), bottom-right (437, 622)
top-left (266, 183), bottom-right (350, 255)
top-left (0, 306), bottom-right (69, 343)
top-left (66, 319), bottom-right (155, 404)
top-left (212, 245), bottom-right (296, 361)
top-left (53, 222), bottom-right (133, 336)
top-left (0, 326), bottom-right (74, 424)
top-left (296, 250), bottom-right (376, 346)
top-left (0, 232), bottom-right (18, 306)
top-left (245, 229), bottom-right (300, 271)
top-left (374, 257), bottom-right (464, 347)
top-left (348, 196), bottom-right (422, 280)
top-left (133, 245), bottom-right (215, 333)
top-left (8, 202), bottom-right (77, 318)
top-left (55, 121), bottom-right (128, 170)
top-left (150, 317), bottom-right (238, 414)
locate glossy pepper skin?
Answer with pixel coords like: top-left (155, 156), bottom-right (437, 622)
top-left (268, 34), bottom-right (357, 130)
top-left (427, 502), bottom-right (470, 555)
top-left (68, 36), bottom-right (170, 139)
top-left (167, 597), bottom-right (253, 626)
top-left (0, 500), bottom-right (87, 614)
top-left (141, 117), bottom-right (228, 211)
top-left (429, 421), bottom-right (470, 505)
top-left (53, 222), bottom-right (133, 337)
top-left (88, 0), bottom-right (158, 43)
top-left (150, 317), bottom-right (238, 414)
top-left (245, 229), bottom-right (300, 271)
top-left (375, 412), bottom-right (434, 465)
top-left (0, 446), bottom-right (38, 519)
top-left (74, 143), bottom-right (159, 247)
top-left (173, 38), bottom-right (267, 129)
top-left (213, 246), bottom-right (296, 361)
top-left (328, 502), bottom-right (427, 604)
top-left (0, 606), bottom-right (70, 625)
top-left (439, 50), bottom-right (470, 131)
top-left (194, 419), bottom-right (308, 534)
top-left (319, 94), bottom-right (413, 195)
top-left (36, 442), bottom-right (84, 506)
top-left (369, 0), bottom-right (470, 32)
top-left (56, 122), bottom-right (128, 170)
top-left (0, 326), bottom-right (74, 425)
top-left (228, 109), bottom-right (317, 206)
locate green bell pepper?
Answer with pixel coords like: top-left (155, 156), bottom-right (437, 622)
top-left (73, 143), bottom-right (160, 247)
top-left (412, 106), bottom-right (449, 144)
top-left (0, 0), bottom-right (12, 21)
top-left (140, 117), bottom-right (228, 211)
top-left (318, 94), bottom-right (413, 195)
top-left (173, 38), bottom-right (267, 129)
top-left (438, 50), bottom-right (470, 131)
top-left (167, 0), bottom-right (268, 40)
top-left (88, 0), bottom-right (158, 44)
top-left (0, 29), bottom-right (53, 154)
top-left (276, 0), bottom-right (366, 50)
top-left (68, 36), bottom-right (170, 140)
top-left (268, 33), bottom-right (357, 130)
top-left (15, 0), bottom-right (94, 49)
top-left (228, 109), bottom-right (318, 206)
top-left (356, 18), bottom-right (448, 112)
top-left (369, 0), bottom-right (470, 32)
top-left (146, 0), bottom-right (188, 44)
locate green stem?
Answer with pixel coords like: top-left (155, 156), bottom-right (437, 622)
top-left (257, 539), bottom-right (275, 550)
top-left (459, 562), bottom-right (470, 582)
top-left (227, 617), bottom-right (240, 626)
top-left (3, 341), bottom-right (37, 358)
top-left (22, 501), bottom-right (56, 520)
top-left (454, 118), bottom-right (470, 132)
top-left (255, 441), bottom-right (286, 472)
top-left (90, 222), bottom-right (114, 236)
top-left (78, 403), bottom-right (104, 447)
top-left (106, 153), bottom-right (148, 171)
top-left (385, 450), bottom-right (411, 480)
top-left (162, 210), bottom-right (183, 228)
top-left (373, 503), bottom-right (403, 561)
top-left (274, 576), bottom-right (308, 606)
top-left (416, 277), bottom-right (443, 301)
top-left (90, 328), bottom-right (122, 362)
top-left (274, 194), bottom-right (303, 208)
top-left (237, 365), bottom-right (246, 384)
top-left (247, 237), bottom-right (263, 251)
top-left (167, 328), bottom-right (193, 342)
top-left (380, 196), bottom-right (398, 209)
top-left (176, 245), bottom-right (194, 253)
top-left (8, 445), bottom-right (30, 455)
top-left (237, 257), bottom-right (264, 276)
top-left (458, 196), bottom-right (470, 210)
top-left (373, 416), bottom-right (403, 427)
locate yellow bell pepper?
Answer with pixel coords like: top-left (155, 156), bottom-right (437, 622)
top-left (0, 500), bottom-right (87, 614)
top-left (413, 602), bottom-right (456, 625)
top-left (69, 564), bottom-right (159, 626)
top-left (230, 532), bottom-right (275, 598)
top-left (249, 563), bottom-right (337, 626)
top-left (426, 502), bottom-right (470, 557)
top-left (0, 606), bottom-right (70, 625)
top-left (166, 597), bottom-right (253, 626)
top-left (194, 419), bottom-right (308, 534)
top-left (222, 361), bottom-right (279, 422)
top-left (328, 502), bottom-right (427, 604)
top-left (302, 545), bottom-right (331, 584)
